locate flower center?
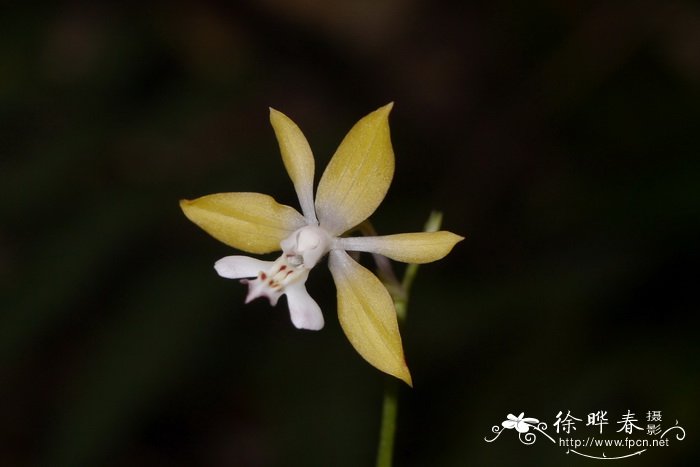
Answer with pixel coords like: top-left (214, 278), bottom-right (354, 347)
top-left (280, 225), bottom-right (332, 269)
top-left (242, 226), bottom-right (332, 306)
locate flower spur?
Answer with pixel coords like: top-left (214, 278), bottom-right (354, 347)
top-left (180, 104), bottom-right (462, 384)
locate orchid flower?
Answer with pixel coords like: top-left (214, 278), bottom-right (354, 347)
top-left (180, 103), bottom-right (463, 385)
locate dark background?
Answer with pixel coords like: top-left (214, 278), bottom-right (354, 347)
top-left (2, 1), bottom-right (698, 466)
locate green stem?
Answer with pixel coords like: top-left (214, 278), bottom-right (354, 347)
top-left (375, 211), bottom-right (443, 467)
top-left (375, 376), bottom-right (399, 467)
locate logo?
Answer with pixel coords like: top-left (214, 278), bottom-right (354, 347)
top-left (484, 410), bottom-right (686, 460)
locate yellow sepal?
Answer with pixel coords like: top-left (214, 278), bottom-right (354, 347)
top-left (329, 249), bottom-right (412, 386)
top-left (269, 108), bottom-right (317, 223)
top-left (338, 231), bottom-right (464, 264)
top-left (315, 103), bottom-right (395, 235)
top-left (180, 193), bottom-right (306, 254)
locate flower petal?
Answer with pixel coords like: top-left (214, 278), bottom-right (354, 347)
top-left (328, 249), bottom-right (412, 385)
top-left (335, 231), bottom-right (464, 264)
top-left (180, 193), bottom-right (306, 254)
top-left (285, 280), bottom-right (325, 331)
top-left (214, 256), bottom-right (273, 279)
top-left (269, 108), bottom-right (318, 224)
top-left (315, 103), bottom-right (395, 235)
top-left (502, 420), bottom-right (517, 429)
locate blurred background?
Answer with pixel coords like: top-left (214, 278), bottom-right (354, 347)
top-left (1, 1), bottom-right (698, 466)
